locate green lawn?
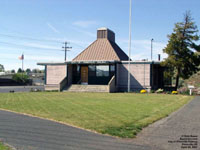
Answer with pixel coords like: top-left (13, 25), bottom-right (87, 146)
top-left (0, 92), bottom-right (192, 138)
top-left (0, 142), bottom-right (10, 150)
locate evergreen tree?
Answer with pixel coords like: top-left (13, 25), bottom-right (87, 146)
top-left (162, 11), bottom-right (200, 89)
top-left (0, 64), bottom-right (4, 72)
top-left (26, 68), bottom-right (31, 73)
top-left (17, 68), bottom-right (23, 73)
top-left (11, 69), bottom-right (15, 73)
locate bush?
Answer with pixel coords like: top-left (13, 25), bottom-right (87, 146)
top-left (140, 89), bottom-right (147, 93)
top-left (178, 87), bottom-right (190, 95)
top-left (12, 73), bottom-right (29, 84)
top-left (150, 90), bottom-right (155, 93)
top-left (155, 88), bottom-right (164, 93)
top-left (172, 91), bottom-right (178, 94)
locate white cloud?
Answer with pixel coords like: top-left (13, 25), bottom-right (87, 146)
top-left (47, 23), bottom-right (60, 34)
top-left (73, 20), bottom-right (97, 28)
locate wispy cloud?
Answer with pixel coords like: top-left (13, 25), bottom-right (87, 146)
top-left (71, 27), bottom-right (95, 38)
top-left (47, 23), bottom-right (60, 34)
top-left (73, 20), bottom-right (97, 28)
top-left (22, 42), bottom-right (60, 50)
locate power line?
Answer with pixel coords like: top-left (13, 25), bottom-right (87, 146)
top-left (62, 42), bottom-right (72, 61)
top-left (0, 33), bottom-right (62, 44)
top-left (0, 41), bottom-right (61, 51)
top-left (0, 33), bottom-right (86, 49)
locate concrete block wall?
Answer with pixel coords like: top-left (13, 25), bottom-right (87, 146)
top-left (117, 63), bottom-right (151, 91)
top-left (46, 65), bottom-right (67, 85)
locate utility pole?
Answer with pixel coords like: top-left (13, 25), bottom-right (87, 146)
top-left (128, 0), bottom-right (132, 93)
top-left (151, 38), bottom-right (154, 61)
top-left (62, 42), bottom-right (72, 62)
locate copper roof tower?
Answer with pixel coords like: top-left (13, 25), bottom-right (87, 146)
top-left (73, 28), bottom-right (129, 61)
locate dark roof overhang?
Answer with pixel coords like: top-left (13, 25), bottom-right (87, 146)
top-left (37, 60), bottom-right (120, 66)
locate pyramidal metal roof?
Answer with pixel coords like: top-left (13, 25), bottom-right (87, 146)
top-left (73, 28), bottom-right (129, 61)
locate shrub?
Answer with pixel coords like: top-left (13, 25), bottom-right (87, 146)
top-left (178, 87), bottom-right (190, 95)
top-left (155, 88), bottom-right (164, 93)
top-left (140, 89), bottom-right (147, 93)
top-left (12, 73), bottom-right (29, 84)
top-left (150, 90), bottom-right (155, 93)
top-left (172, 91), bottom-right (178, 94)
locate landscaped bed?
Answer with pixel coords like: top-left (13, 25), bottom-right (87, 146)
top-left (0, 92), bottom-right (192, 138)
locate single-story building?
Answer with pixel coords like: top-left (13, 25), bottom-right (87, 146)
top-left (38, 28), bottom-right (165, 92)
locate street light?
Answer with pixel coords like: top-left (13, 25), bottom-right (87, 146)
top-left (128, 0), bottom-right (132, 93)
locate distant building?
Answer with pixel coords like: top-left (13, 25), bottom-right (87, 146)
top-left (38, 28), bottom-right (165, 92)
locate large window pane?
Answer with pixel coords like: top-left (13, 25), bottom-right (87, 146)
top-left (110, 65), bottom-right (115, 72)
top-left (89, 65), bottom-right (96, 76)
top-left (110, 65), bottom-right (115, 76)
top-left (77, 65), bottom-right (80, 72)
top-left (88, 65), bottom-right (95, 71)
top-left (96, 65), bottom-right (109, 77)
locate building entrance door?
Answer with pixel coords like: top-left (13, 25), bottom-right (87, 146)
top-left (81, 66), bottom-right (88, 84)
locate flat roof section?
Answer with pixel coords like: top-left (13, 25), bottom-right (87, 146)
top-left (37, 60), bottom-right (161, 66)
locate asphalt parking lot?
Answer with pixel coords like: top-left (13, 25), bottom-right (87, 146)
top-left (0, 86), bottom-right (44, 93)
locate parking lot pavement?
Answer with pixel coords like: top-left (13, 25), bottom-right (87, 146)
top-left (0, 86), bottom-right (44, 93)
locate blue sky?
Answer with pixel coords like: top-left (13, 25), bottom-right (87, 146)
top-left (0, 0), bottom-right (200, 71)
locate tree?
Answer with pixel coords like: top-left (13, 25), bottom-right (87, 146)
top-left (162, 11), bottom-right (200, 90)
top-left (0, 64), bottom-right (4, 72)
top-left (11, 69), bottom-right (15, 73)
top-left (17, 68), bottom-right (23, 73)
top-left (32, 69), bottom-right (39, 73)
top-left (32, 68), bottom-right (44, 73)
top-left (12, 73), bottom-right (29, 84)
top-left (26, 68), bottom-right (31, 73)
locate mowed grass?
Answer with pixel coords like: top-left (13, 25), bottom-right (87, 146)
top-left (0, 92), bottom-right (192, 138)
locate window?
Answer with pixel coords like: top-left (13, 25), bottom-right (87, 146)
top-left (88, 65), bottom-right (96, 76)
top-left (77, 65), bottom-right (80, 72)
top-left (110, 65), bottom-right (115, 72)
top-left (96, 65), bottom-right (109, 77)
top-left (110, 65), bottom-right (115, 76)
top-left (88, 65), bottom-right (95, 71)
top-left (73, 65), bottom-right (80, 73)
